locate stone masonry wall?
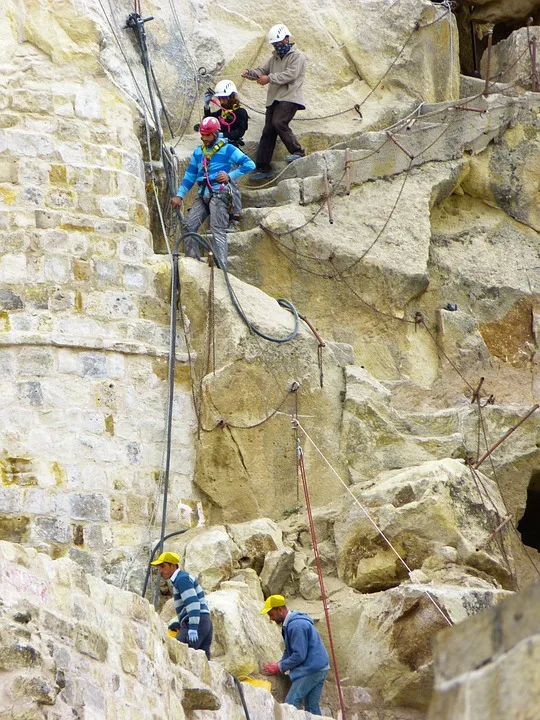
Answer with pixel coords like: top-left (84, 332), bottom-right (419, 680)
top-left (428, 579), bottom-right (540, 720)
top-left (0, 540), bottom-right (324, 720)
top-left (0, 3), bottom-right (201, 588)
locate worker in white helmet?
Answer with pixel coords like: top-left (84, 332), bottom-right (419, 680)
top-left (242, 24), bottom-right (306, 181)
top-left (202, 80), bottom-right (250, 227)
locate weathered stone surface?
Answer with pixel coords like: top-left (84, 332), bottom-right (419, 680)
top-left (181, 261), bottom-right (346, 521)
top-left (481, 27), bottom-right (539, 92)
top-left (2, 0), bottom-right (540, 716)
top-left (228, 568), bottom-right (265, 603)
top-left (342, 366), bottom-right (466, 481)
top-left (428, 580), bottom-right (540, 720)
top-left (334, 459), bottom-right (514, 592)
top-left (182, 526), bottom-right (241, 592)
top-left (322, 582), bottom-right (510, 711)
top-left (0, 541), bottom-right (317, 720)
top-left (459, 0), bottom-right (540, 25)
top-left (206, 588), bottom-right (283, 676)
top-left (227, 519), bottom-right (284, 573)
top-left (260, 547), bottom-right (295, 596)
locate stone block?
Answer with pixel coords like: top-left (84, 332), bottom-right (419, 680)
top-left (82, 412), bottom-right (106, 435)
top-left (123, 264), bottom-right (149, 291)
top-left (83, 524), bottom-right (111, 550)
top-left (0, 253), bottom-right (27, 282)
top-left (0, 515), bottom-right (30, 542)
top-left (110, 495), bottom-right (125, 521)
top-left (48, 188), bottom-right (76, 209)
top-left (7, 130), bottom-right (54, 157)
top-left (44, 255), bottom-right (70, 283)
top-left (0, 487), bottom-right (23, 513)
top-left (49, 289), bottom-right (76, 311)
top-left (35, 210), bottom-right (60, 229)
top-left (74, 85), bottom-right (102, 120)
top-left (0, 159), bottom-right (18, 183)
top-left (40, 610), bottom-right (75, 643)
top-left (0, 634), bottom-right (40, 670)
top-left (125, 494), bottom-right (149, 524)
top-left (121, 649), bottom-right (139, 675)
top-left (80, 353), bottom-right (107, 378)
top-left (69, 547), bottom-right (96, 575)
top-left (11, 674), bottom-right (59, 705)
top-left (33, 517), bottom-right (72, 544)
top-left (17, 348), bottom-right (53, 377)
top-left (74, 624), bottom-right (108, 662)
top-left (69, 493), bottom-right (109, 521)
top-left (17, 381), bottom-right (43, 406)
top-left (49, 164), bottom-right (67, 185)
top-left (99, 196), bottom-right (129, 220)
top-left (93, 259), bottom-right (120, 284)
top-left (0, 289), bottom-right (23, 310)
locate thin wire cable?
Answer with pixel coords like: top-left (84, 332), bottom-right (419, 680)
top-left (296, 421), bottom-right (453, 625)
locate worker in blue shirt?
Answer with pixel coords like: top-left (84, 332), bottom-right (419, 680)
top-left (151, 551), bottom-right (213, 659)
top-left (261, 594), bottom-right (330, 715)
top-left (170, 116), bottom-right (255, 269)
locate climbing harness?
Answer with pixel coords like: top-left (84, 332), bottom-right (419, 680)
top-left (200, 138), bottom-right (226, 192)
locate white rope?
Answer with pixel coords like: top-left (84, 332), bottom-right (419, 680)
top-left (296, 421), bottom-right (453, 626)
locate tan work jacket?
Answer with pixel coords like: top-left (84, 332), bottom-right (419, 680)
top-left (254, 47), bottom-right (307, 108)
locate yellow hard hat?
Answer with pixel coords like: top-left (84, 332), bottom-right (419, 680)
top-left (150, 551), bottom-right (180, 566)
top-left (260, 594), bottom-right (286, 614)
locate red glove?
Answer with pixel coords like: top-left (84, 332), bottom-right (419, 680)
top-left (263, 662), bottom-right (280, 675)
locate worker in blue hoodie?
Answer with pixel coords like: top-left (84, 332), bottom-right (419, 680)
top-left (170, 116), bottom-right (255, 269)
top-left (261, 594), bottom-right (330, 715)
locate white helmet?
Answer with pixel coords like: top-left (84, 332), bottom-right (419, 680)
top-left (267, 24), bottom-right (290, 44)
top-left (214, 80), bottom-right (237, 97)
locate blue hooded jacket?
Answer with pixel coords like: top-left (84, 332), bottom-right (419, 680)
top-left (278, 611), bottom-right (330, 680)
top-left (176, 136), bottom-right (255, 198)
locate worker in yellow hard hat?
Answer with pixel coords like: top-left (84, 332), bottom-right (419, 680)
top-left (260, 595), bottom-right (329, 715)
top-left (151, 551), bottom-right (213, 659)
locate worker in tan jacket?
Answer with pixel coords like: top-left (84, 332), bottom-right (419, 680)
top-left (242, 24), bottom-right (306, 181)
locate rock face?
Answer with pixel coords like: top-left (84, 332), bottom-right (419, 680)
top-left (2, 0), bottom-right (540, 718)
top-left (0, 540), bottom-right (332, 720)
top-left (334, 459), bottom-right (514, 593)
top-left (325, 583), bottom-right (511, 711)
top-left (428, 580), bottom-right (540, 719)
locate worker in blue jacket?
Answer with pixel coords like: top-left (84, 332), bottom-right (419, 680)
top-left (261, 594), bottom-right (330, 715)
top-left (151, 551), bottom-right (213, 659)
top-left (170, 116), bottom-right (255, 269)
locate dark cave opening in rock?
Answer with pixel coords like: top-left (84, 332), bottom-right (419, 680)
top-left (440, 2), bottom-right (540, 79)
top-left (517, 471), bottom-right (540, 552)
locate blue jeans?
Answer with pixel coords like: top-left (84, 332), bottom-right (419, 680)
top-left (285, 669), bottom-right (328, 715)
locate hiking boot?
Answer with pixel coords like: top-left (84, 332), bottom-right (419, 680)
top-left (285, 153), bottom-right (305, 162)
top-left (250, 170), bottom-right (274, 182)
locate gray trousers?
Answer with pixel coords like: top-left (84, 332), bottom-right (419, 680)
top-left (183, 191), bottom-right (229, 268)
top-left (230, 178), bottom-right (241, 217)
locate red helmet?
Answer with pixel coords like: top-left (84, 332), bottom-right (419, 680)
top-left (199, 116), bottom-right (220, 135)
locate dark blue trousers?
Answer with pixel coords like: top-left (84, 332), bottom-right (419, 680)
top-left (177, 614), bottom-right (213, 660)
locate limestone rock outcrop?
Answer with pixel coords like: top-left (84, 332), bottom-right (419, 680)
top-left (334, 459), bottom-right (513, 593)
top-left (325, 582), bottom-right (511, 711)
top-left (2, 0), bottom-right (540, 717)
